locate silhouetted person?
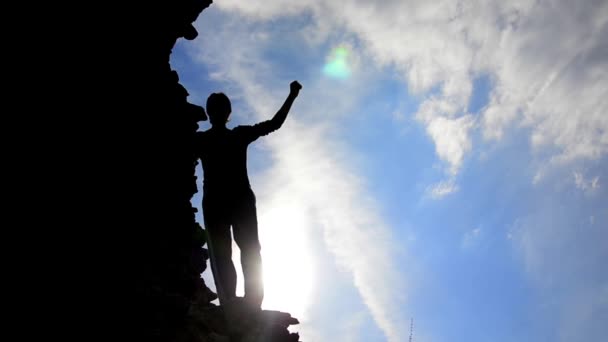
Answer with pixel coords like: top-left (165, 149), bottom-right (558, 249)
top-left (196, 81), bottom-right (302, 309)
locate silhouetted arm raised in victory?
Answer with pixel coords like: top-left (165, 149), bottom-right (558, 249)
top-left (238, 81), bottom-right (302, 141)
top-left (268, 81), bottom-right (302, 131)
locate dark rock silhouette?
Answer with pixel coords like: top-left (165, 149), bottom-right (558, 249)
top-left (28, 1), bottom-right (302, 340)
top-left (93, 1), bottom-right (305, 341)
top-left (180, 299), bottom-right (300, 342)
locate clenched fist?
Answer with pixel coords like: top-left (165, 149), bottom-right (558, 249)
top-left (290, 81), bottom-right (302, 97)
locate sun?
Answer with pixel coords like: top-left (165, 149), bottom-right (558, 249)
top-left (233, 203), bottom-right (314, 318)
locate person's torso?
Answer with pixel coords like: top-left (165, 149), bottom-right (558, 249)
top-left (197, 127), bottom-right (252, 195)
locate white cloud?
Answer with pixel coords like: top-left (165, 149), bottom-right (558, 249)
top-left (532, 168), bottom-right (545, 185)
top-left (481, 1), bottom-right (608, 167)
top-left (423, 114), bottom-right (475, 175)
top-left (427, 178), bottom-right (459, 199)
top-left (256, 123), bottom-right (408, 342)
top-left (574, 171), bottom-right (600, 193)
top-left (214, 0), bottom-right (313, 19)
top-left (212, 0), bottom-right (608, 181)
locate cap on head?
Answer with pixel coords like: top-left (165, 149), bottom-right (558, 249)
top-left (206, 92), bottom-right (231, 125)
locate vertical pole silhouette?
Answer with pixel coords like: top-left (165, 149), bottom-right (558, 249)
top-left (409, 318), bottom-right (414, 342)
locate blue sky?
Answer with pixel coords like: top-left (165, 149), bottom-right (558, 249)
top-left (172, 1), bottom-right (608, 341)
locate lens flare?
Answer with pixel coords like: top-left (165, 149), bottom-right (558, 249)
top-left (323, 46), bottom-right (350, 79)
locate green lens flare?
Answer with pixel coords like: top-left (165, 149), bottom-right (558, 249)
top-left (323, 46), bottom-right (350, 79)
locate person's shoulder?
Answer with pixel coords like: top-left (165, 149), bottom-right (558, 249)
top-left (233, 125), bottom-right (253, 130)
top-left (232, 125), bottom-right (259, 142)
top-left (232, 125), bottom-right (254, 134)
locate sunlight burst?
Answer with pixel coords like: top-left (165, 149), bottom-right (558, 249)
top-left (233, 203), bottom-right (314, 319)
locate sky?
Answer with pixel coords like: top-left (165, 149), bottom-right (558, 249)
top-left (171, 1), bottom-right (608, 341)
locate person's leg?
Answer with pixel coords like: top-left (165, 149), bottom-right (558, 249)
top-left (203, 197), bottom-right (237, 304)
top-left (232, 190), bottom-right (263, 308)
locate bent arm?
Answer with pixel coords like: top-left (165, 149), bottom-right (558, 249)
top-left (268, 91), bottom-right (298, 132)
top-left (243, 81), bottom-right (302, 141)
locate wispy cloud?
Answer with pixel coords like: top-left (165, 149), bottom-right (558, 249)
top-left (461, 227), bottom-right (482, 250)
top-left (574, 171), bottom-right (600, 193)
top-left (427, 178), bottom-right (459, 199)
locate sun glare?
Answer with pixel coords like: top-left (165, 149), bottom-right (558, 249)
top-left (232, 203), bottom-right (314, 319)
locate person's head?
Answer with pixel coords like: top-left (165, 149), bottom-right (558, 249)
top-left (206, 92), bottom-right (231, 126)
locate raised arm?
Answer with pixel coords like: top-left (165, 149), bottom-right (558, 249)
top-left (239, 81), bottom-right (302, 142)
top-left (268, 81), bottom-right (302, 131)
